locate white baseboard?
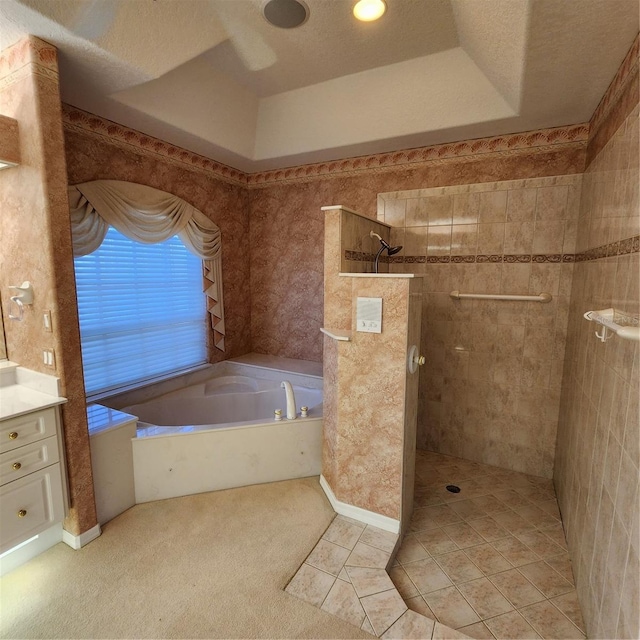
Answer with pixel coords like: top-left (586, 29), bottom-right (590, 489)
top-left (62, 523), bottom-right (101, 550)
top-left (0, 524), bottom-right (63, 576)
top-left (319, 475), bottom-right (400, 534)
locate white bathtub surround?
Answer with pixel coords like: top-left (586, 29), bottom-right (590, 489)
top-left (133, 417), bottom-right (322, 502)
top-left (87, 405), bottom-right (137, 525)
top-left (103, 356), bottom-right (323, 503)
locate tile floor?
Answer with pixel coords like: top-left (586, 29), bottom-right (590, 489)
top-left (392, 451), bottom-right (586, 640)
top-left (285, 515), bottom-right (469, 638)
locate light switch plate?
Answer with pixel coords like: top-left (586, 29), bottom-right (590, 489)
top-left (356, 297), bottom-right (382, 333)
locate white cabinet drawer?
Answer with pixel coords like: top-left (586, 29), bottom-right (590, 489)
top-left (0, 465), bottom-right (64, 554)
top-left (0, 409), bottom-right (57, 454)
top-left (0, 436), bottom-right (60, 485)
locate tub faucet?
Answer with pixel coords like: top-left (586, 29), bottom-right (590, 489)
top-left (281, 381), bottom-right (297, 420)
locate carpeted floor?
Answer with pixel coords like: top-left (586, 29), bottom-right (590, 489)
top-left (0, 477), bottom-right (373, 639)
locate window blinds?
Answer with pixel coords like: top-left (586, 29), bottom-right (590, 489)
top-left (74, 227), bottom-right (207, 396)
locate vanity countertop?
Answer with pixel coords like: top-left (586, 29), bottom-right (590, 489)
top-left (0, 384), bottom-right (67, 420)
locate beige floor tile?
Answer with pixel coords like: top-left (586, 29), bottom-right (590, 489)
top-left (435, 549), bottom-right (484, 584)
top-left (285, 563), bottom-right (335, 607)
top-left (513, 503), bottom-right (549, 523)
top-left (405, 595), bottom-right (436, 619)
top-left (346, 541), bottom-right (391, 569)
top-left (492, 511), bottom-right (536, 536)
top-left (347, 566), bottom-right (396, 598)
top-left (381, 609), bottom-right (436, 639)
top-left (306, 539), bottom-right (351, 576)
top-left (490, 536), bottom-right (540, 567)
top-left (449, 499), bottom-right (488, 520)
top-left (484, 610), bottom-right (542, 639)
top-left (520, 600), bottom-right (585, 639)
top-left (338, 567), bottom-right (351, 582)
top-left (388, 566), bottom-right (419, 599)
top-left (534, 499), bottom-right (561, 519)
top-left (425, 504), bottom-right (465, 526)
top-left (416, 527), bottom-right (459, 556)
top-left (322, 516), bottom-right (365, 550)
top-left (360, 588), bottom-right (408, 636)
top-left (538, 523), bottom-right (569, 550)
top-left (432, 621), bottom-right (473, 638)
top-left (515, 530), bottom-right (564, 558)
top-left (468, 517), bottom-right (510, 542)
top-left (442, 522), bottom-right (486, 549)
top-left (458, 621), bottom-right (496, 639)
top-left (518, 561), bottom-right (574, 598)
top-left (464, 544), bottom-right (512, 576)
top-left (551, 591), bottom-right (586, 632)
top-left (410, 507), bottom-right (444, 533)
top-left (457, 577), bottom-right (514, 619)
top-left (320, 578), bottom-right (366, 628)
top-left (403, 558), bottom-right (453, 594)
top-left (423, 585), bottom-right (480, 629)
top-left (488, 569), bottom-right (546, 608)
top-left (361, 615), bottom-right (375, 634)
top-left (471, 495), bottom-right (509, 515)
top-left (396, 535), bottom-right (430, 564)
top-left (492, 489), bottom-right (533, 509)
top-left (359, 526), bottom-right (398, 553)
top-left (544, 554), bottom-right (575, 584)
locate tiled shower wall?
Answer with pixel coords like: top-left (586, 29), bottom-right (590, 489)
top-left (377, 176), bottom-right (582, 477)
top-left (555, 99), bottom-right (639, 638)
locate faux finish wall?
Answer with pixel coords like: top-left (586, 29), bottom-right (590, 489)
top-left (0, 37), bottom-right (96, 535)
top-left (555, 36), bottom-right (639, 639)
top-left (377, 175), bottom-right (582, 478)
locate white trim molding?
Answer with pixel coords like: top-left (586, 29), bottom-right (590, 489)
top-left (62, 523), bottom-right (101, 550)
top-left (0, 524), bottom-right (64, 576)
top-left (320, 475), bottom-right (400, 534)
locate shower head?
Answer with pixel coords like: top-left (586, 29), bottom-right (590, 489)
top-left (370, 230), bottom-right (403, 273)
top-left (370, 230), bottom-right (402, 255)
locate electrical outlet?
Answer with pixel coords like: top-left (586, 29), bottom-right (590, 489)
top-left (43, 311), bottom-right (52, 332)
top-left (42, 348), bottom-right (55, 368)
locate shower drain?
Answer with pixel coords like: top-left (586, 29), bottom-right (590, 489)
top-left (446, 485), bottom-right (461, 493)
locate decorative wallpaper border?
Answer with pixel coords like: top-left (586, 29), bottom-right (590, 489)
top-left (590, 32), bottom-right (639, 137)
top-left (345, 236), bottom-right (640, 266)
top-left (247, 126), bottom-right (589, 186)
top-left (61, 104), bottom-right (589, 190)
top-left (61, 105), bottom-right (249, 187)
top-left (0, 35), bottom-right (59, 91)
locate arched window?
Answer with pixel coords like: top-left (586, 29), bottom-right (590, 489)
top-left (68, 180), bottom-right (224, 397)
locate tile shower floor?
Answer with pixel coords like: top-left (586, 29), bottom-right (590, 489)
top-left (392, 451), bottom-right (586, 639)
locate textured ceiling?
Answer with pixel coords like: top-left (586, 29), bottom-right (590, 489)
top-left (1, 0), bottom-right (638, 172)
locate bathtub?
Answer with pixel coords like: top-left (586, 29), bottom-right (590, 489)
top-left (109, 356), bottom-right (323, 503)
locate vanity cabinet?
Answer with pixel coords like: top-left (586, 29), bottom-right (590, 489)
top-left (0, 407), bottom-right (66, 555)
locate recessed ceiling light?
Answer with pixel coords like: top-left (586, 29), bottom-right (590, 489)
top-left (263, 0), bottom-right (309, 29)
top-left (353, 0), bottom-right (386, 22)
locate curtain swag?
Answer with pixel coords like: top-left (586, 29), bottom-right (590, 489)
top-left (68, 180), bottom-right (225, 351)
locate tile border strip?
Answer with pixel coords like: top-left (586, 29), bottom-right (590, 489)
top-left (344, 236), bottom-right (640, 266)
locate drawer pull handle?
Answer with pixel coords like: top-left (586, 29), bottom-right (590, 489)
top-left (17, 509), bottom-right (27, 518)
top-left (9, 432), bottom-right (18, 440)
top-left (12, 462), bottom-right (22, 470)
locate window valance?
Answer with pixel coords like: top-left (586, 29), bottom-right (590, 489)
top-left (68, 180), bottom-right (225, 351)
